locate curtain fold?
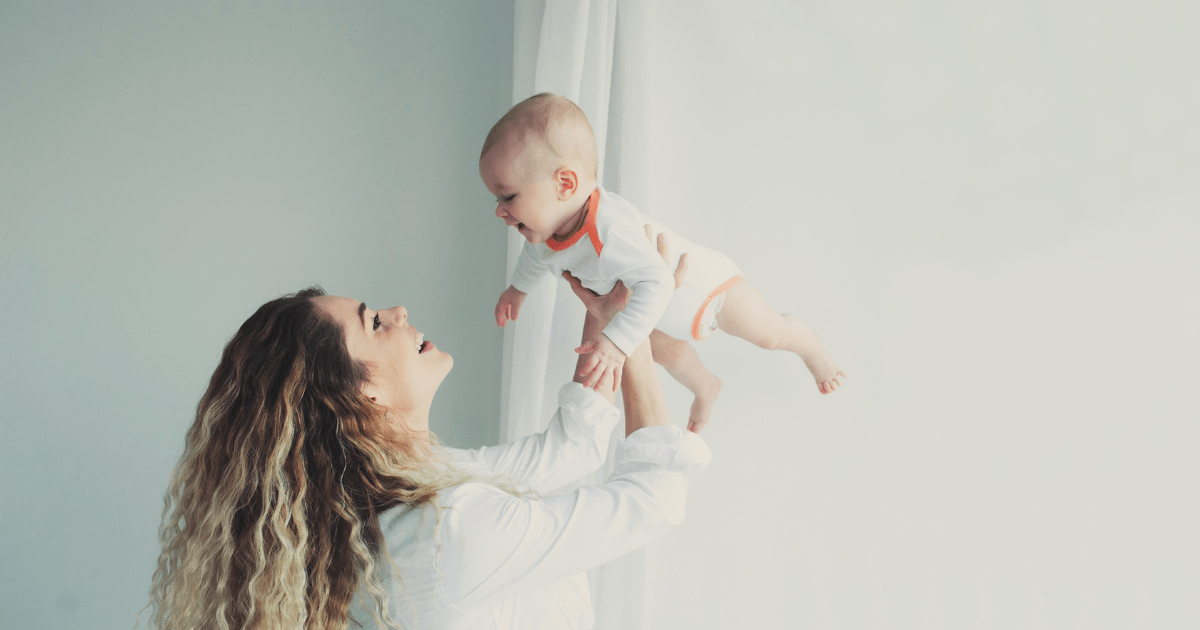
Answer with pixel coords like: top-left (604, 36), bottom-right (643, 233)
top-left (501, 1), bottom-right (657, 628)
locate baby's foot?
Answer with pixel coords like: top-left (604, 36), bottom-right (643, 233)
top-left (687, 374), bottom-right (722, 433)
top-left (802, 346), bottom-right (846, 394)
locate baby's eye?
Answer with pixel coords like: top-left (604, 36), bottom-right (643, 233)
top-left (502, 195), bottom-right (515, 202)
top-left (372, 314), bottom-right (382, 331)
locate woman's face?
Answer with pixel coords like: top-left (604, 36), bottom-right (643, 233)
top-left (313, 295), bottom-right (452, 429)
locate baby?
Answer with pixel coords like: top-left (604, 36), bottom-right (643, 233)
top-left (480, 93), bottom-right (845, 431)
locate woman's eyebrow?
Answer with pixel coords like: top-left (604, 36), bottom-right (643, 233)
top-left (358, 302), bottom-right (367, 330)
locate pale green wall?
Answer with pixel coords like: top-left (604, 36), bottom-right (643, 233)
top-left (0, 2), bottom-right (512, 628)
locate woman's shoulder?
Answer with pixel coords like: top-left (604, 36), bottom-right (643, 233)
top-left (438, 479), bottom-right (508, 500)
top-left (376, 482), bottom-right (515, 555)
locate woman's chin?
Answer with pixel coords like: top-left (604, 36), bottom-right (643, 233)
top-left (436, 349), bottom-right (453, 374)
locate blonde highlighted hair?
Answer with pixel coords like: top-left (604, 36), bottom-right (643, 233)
top-left (481, 92), bottom-right (598, 179)
top-left (144, 287), bottom-right (476, 630)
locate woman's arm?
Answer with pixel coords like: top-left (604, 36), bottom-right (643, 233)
top-left (617, 338), bottom-right (670, 437)
top-left (448, 384), bottom-right (620, 494)
top-left (438, 414), bottom-right (710, 610)
top-left (451, 228), bottom-right (687, 492)
top-left (566, 225), bottom-right (688, 435)
top-left (449, 332), bottom-right (663, 491)
top-left (433, 231), bottom-right (707, 609)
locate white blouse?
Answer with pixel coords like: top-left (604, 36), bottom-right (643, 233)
top-left (349, 382), bottom-right (712, 630)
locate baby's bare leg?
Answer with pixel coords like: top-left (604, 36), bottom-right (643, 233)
top-left (649, 330), bottom-right (722, 432)
top-left (715, 281), bottom-right (845, 394)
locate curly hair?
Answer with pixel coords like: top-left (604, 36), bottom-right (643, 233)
top-left (144, 287), bottom-right (476, 630)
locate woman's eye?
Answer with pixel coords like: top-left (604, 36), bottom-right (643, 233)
top-left (372, 314), bottom-right (382, 331)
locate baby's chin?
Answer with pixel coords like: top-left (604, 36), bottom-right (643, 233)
top-left (517, 226), bottom-right (541, 243)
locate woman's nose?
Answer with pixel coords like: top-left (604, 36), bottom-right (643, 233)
top-left (390, 306), bottom-right (407, 323)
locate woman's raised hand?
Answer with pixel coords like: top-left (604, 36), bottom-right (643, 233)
top-left (646, 224), bottom-right (689, 289)
top-left (563, 226), bottom-right (690, 394)
top-left (562, 225), bottom-right (689, 325)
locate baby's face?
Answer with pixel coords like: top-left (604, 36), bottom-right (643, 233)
top-left (479, 139), bottom-right (570, 245)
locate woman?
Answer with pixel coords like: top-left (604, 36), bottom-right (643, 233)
top-left (146, 249), bottom-right (709, 629)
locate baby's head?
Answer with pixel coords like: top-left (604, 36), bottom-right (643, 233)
top-left (479, 93), bottom-right (598, 244)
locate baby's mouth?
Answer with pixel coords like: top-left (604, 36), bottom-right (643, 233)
top-left (516, 222), bottom-right (526, 230)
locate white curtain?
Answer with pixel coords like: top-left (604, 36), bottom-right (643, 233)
top-left (501, 1), bottom-right (657, 628)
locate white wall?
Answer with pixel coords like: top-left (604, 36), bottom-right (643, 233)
top-left (0, 2), bottom-right (512, 629)
top-left (642, 1), bottom-right (1198, 628)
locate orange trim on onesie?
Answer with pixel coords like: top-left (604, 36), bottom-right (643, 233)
top-left (547, 189), bottom-right (602, 256)
top-left (692, 275), bottom-right (743, 341)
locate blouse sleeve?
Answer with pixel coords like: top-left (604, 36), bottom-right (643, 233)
top-left (449, 383), bottom-right (622, 494)
top-left (437, 424), bottom-right (712, 611)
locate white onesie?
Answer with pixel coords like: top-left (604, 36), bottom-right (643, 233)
top-left (510, 187), bottom-right (742, 354)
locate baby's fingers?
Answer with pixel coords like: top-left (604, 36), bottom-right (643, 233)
top-left (583, 363), bottom-right (606, 390)
top-left (590, 364), bottom-right (618, 392)
top-left (578, 352), bottom-right (601, 377)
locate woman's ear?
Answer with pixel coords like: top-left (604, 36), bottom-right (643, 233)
top-left (554, 167), bottom-right (579, 199)
top-left (361, 380), bottom-right (389, 409)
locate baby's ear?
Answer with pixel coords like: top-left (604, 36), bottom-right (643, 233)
top-left (554, 167), bottom-right (579, 199)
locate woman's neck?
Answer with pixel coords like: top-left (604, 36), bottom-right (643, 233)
top-left (389, 407), bottom-right (431, 441)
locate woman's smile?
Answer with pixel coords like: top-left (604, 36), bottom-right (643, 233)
top-left (313, 295), bottom-right (453, 424)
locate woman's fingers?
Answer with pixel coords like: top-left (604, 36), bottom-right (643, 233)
top-left (643, 224), bottom-right (689, 287)
top-left (563, 271), bottom-right (598, 306)
top-left (673, 252), bottom-right (689, 288)
top-left (565, 271), bottom-right (632, 322)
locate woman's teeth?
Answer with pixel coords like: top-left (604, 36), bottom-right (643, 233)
top-left (415, 333), bottom-right (424, 353)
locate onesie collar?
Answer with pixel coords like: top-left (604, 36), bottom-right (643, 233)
top-left (547, 188), bottom-right (601, 255)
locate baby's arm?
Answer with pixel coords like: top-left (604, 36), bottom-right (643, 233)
top-left (495, 285), bottom-right (527, 327)
top-left (593, 224), bottom-right (675, 356)
top-left (497, 241), bottom-right (552, 326)
top-left (574, 224), bottom-right (676, 391)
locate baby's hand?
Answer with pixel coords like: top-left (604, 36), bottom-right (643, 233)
top-left (495, 285), bottom-right (528, 326)
top-left (575, 333), bottom-right (627, 392)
